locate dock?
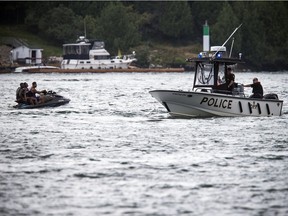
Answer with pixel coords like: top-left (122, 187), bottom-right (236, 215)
top-left (23, 67), bottom-right (185, 73)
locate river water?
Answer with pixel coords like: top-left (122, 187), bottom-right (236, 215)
top-left (0, 71), bottom-right (288, 216)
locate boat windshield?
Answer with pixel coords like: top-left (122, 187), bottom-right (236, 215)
top-left (92, 41), bottom-right (105, 50)
top-left (195, 62), bottom-right (214, 86)
top-left (217, 63), bottom-right (226, 85)
top-left (63, 44), bottom-right (90, 55)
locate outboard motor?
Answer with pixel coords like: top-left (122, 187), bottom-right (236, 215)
top-left (263, 93), bottom-right (279, 100)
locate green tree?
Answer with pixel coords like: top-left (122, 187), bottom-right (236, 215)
top-left (94, 2), bottom-right (141, 54)
top-left (240, 3), bottom-right (267, 69)
top-left (257, 2), bottom-right (288, 70)
top-left (38, 5), bottom-right (83, 43)
top-left (158, 1), bottom-right (193, 39)
top-left (0, 2), bottom-right (28, 24)
top-left (25, 2), bottom-right (61, 31)
top-left (238, 1), bottom-right (288, 70)
top-left (211, 2), bottom-right (242, 56)
top-left (83, 15), bottom-right (98, 39)
top-left (134, 45), bottom-right (150, 68)
top-left (66, 1), bottom-right (109, 17)
top-left (189, 1), bottom-right (224, 42)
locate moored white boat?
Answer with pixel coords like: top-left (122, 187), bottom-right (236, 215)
top-left (61, 36), bottom-right (136, 70)
top-left (14, 65), bottom-right (59, 73)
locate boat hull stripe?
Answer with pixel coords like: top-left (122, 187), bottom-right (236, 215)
top-left (238, 101), bottom-right (243, 113)
top-left (248, 102), bottom-right (252, 114)
top-left (266, 104), bottom-right (270, 115)
top-left (257, 103), bottom-right (261, 114)
top-left (162, 102), bottom-right (171, 112)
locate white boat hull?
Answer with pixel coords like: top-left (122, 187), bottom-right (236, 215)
top-left (150, 90), bottom-right (283, 117)
top-left (61, 59), bottom-right (135, 70)
top-left (14, 66), bottom-right (59, 73)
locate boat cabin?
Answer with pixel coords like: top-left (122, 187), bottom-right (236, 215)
top-left (187, 47), bottom-right (243, 95)
top-left (62, 36), bottom-right (111, 60)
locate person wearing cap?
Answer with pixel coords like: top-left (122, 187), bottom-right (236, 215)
top-left (226, 67), bottom-right (235, 91)
top-left (243, 77), bottom-right (263, 98)
top-left (213, 67), bottom-right (235, 93)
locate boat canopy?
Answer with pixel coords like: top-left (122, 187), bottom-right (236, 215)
top-left (62, 37), bottom-right (110, 60)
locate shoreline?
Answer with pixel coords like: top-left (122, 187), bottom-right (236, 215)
top-left (15, 67), bottom-right (185, 73)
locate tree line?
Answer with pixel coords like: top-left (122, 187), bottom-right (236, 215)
top-left (1, 1), bottom-right (287, 71)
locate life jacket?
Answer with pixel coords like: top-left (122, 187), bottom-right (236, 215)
top-left (16, 87), bottom-right (21, 99)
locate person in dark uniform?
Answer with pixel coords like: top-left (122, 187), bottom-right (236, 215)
top-left (243, 77), bottom-right (263, 98)
top-left (213, 67), bottom-right (235, 93)
top-left (226, 67), bottom-right (235, 91)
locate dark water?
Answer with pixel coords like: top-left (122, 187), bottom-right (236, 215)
top-left (0, 72), bottom-right (288, 216)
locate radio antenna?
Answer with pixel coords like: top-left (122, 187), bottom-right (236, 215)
top-left (84, 18), bottom-right (87, 38)
top-left (212, 23), bottom-right (242, 59)
top-left (229, 37), bottom-right (235, 58)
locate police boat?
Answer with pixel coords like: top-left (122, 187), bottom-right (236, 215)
top-left (149, 26), bottom-right (283, 118)
top-left (14, 90), bottom-right (70, 109)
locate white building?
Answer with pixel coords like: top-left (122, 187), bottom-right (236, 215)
top-left (10, 45), bottom-right (43, 65)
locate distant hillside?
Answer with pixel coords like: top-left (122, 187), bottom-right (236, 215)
top-left (1, 1), bottom-right (288, 70)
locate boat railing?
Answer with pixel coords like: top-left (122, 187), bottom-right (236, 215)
top-left (211, 88), bottom-right (245, 97)
top-left (211, 89), bottom-right (233, 95)
top-left (194, 88), bottom-right (213, 93)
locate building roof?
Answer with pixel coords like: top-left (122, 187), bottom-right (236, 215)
top-left (0, 37), bottom-right (42, 50)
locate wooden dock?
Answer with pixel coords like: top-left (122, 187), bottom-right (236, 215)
top-left (23, 67), bottom-right (185, 73)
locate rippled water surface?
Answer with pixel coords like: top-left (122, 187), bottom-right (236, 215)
top-left (1, 71), bottom-right (288, 216)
